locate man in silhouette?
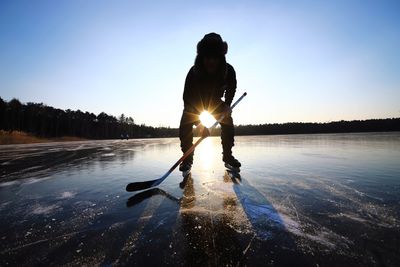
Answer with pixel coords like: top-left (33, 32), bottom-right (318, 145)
top-left (179, 32), bottom-right (241, 172)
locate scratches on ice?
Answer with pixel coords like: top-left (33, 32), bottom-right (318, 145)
top-left (31, 204), bottom-right (61, 215)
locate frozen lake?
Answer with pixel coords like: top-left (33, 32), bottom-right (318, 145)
top-left (0, 133), bottom-right (399, 266)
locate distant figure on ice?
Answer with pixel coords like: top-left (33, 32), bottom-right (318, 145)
top-left (179, 33), bottom-right (240, 172)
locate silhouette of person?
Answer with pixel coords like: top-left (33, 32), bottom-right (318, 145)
top-left (179, 33), bottom-right (240, 171)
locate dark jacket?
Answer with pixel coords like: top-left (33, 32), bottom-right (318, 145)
top-left (183, 63), bottom-right (237, 113)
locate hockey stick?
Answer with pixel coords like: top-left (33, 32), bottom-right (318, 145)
top-left (126, 92), bottom-right (247, 192)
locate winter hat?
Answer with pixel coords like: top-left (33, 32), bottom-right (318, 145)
top-left (197, 33), bottom-right (228, 56)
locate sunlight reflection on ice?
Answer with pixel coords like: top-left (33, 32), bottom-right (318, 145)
top-left (196, 138), bottom-right (217, 170)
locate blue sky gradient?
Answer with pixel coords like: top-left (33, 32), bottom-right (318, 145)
top-left (1, 0), bottom-right (399, 126)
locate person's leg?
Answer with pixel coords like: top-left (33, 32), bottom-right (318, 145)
top-left (179, 108), bottom-right (199, 169)
top-left (220, 115), bottom-right (235, 156)
top-left (211, 101), bottom-right (241, 168)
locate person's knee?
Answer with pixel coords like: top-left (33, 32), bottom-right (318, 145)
top-left (221, 120), bottom-right (234, 139)
top-left (179, 121), bottom-right (190, 131)
top-left (179, 126), bottom-right (192, 139)
top-left (221, 119), bottom-right (234, 132)
top-left (220, 115), bottom-right (233, 125)
top-left (181, 109), bottom-right (200, 126)
top-left (180, 109), bottom-right (193, 126)
top-left (180, 112), bottom-right (189, 125)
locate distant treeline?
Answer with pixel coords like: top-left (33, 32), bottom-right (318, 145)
top-left (1, 97), bottom-right (399, 139)
top-left (234, 118), bottom-right (400, 135)
top-left (0, 98), bottom-right (177, 139)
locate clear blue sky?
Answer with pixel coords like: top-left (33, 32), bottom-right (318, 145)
top-left (1, 0), bottom-right (399, 127)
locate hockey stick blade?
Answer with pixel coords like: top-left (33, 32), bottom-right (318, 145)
top-left (126, 173), bottom-right (168, 192)
top-left (126, 180), bottom-right (159, 192)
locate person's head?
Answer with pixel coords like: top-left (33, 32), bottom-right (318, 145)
top-left (202, 56), bottom-right (220, 74)
top-left (195, 33), bottom-right (228, 76)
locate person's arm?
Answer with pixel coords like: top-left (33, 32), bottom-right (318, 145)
top-left (224, 64), bottom-right (237, 107)
top-left (183, 67), bottom-right (201, 126)
top-left (183, 67), bottom-right (195, 110)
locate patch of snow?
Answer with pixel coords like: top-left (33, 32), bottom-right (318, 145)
top-left (31, 204), bottom-right (60, 215)
top-left (58, 191), bottom-right (76, 199)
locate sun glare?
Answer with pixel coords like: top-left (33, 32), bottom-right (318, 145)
top-left (199, 111), bottom-right (215, 128)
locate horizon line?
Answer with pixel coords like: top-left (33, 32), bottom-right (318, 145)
top-left (1, 96), bottom-right (399, 128)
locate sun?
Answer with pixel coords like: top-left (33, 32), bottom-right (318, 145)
top-left (199, 111), bottom-right (215, 128)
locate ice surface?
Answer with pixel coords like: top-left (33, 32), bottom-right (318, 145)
top-left (0, 133), bottom-right (399, 266)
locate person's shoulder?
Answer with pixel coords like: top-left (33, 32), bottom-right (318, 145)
top-left (226, 63), bottom-right (235, 73)
top-left (185, 66), bottom-right (197, 85)
top-left (185, 66), bottom-right (195, 78)
top-left (187, 65), bottom-right (196, 75)
top-left (226, 63), bottom-right (236, 76)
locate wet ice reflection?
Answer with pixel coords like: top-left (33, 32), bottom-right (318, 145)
top-left (0, 133), bottom-right (399, 266)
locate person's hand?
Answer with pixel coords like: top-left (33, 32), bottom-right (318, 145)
top-left (199, 124), bottom-right (210, 138)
